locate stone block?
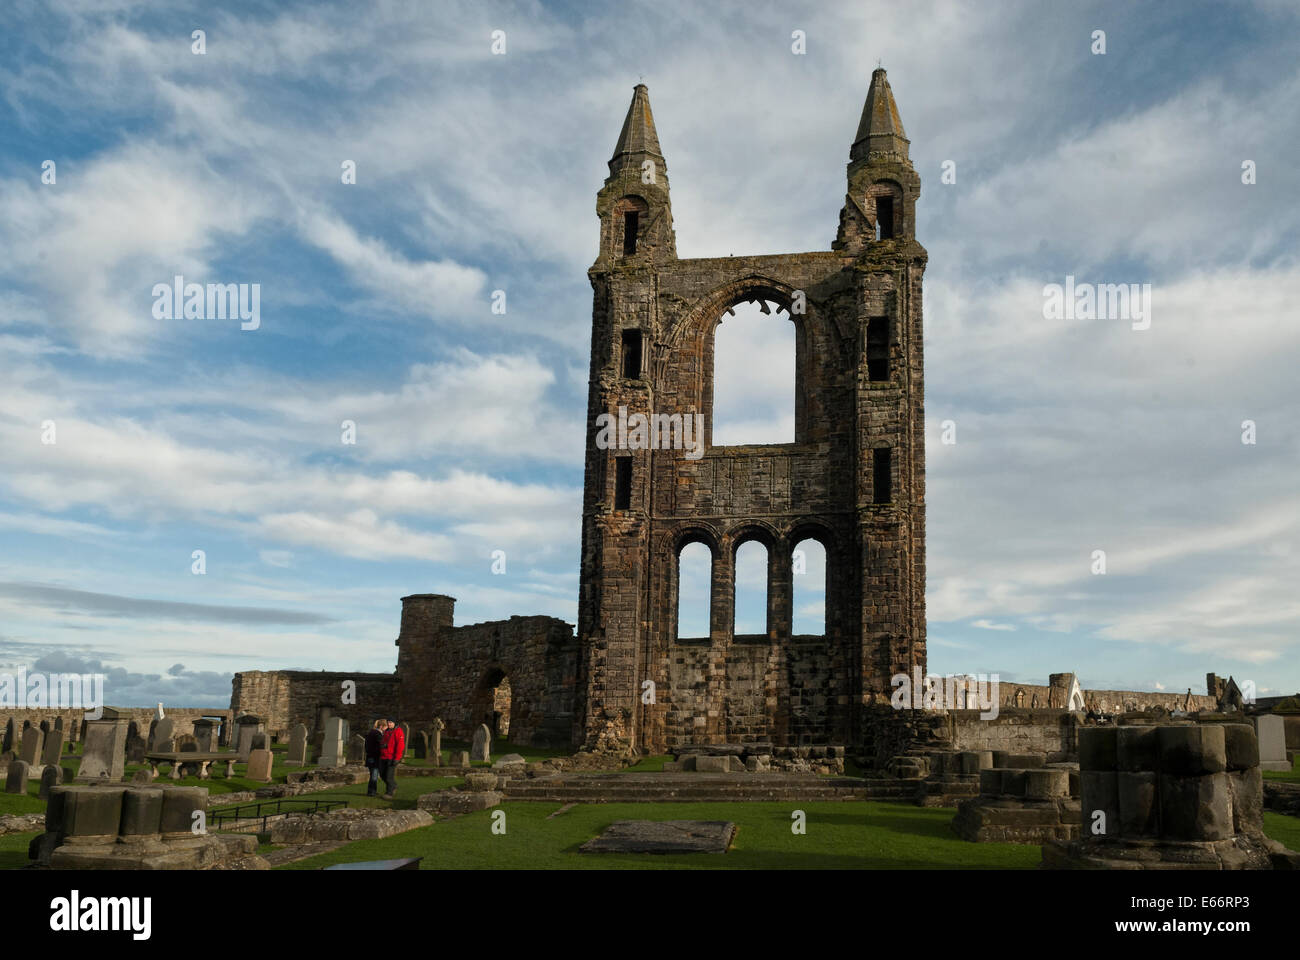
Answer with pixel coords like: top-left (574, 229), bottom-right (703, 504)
top-left (1077, 728), bottom-right (1117, 771)
top-left (956, 751), bottom-right (979, 774)
top-left (1158, 724), bottom-right (1226, 776)
top-left (979, 769), bottom-right (1002, 796)
top-left (1159, 772), bottom-right (1232, 842)
top-left (1116, 771), bottom-right (1158, 836)
top-left (463, 772), bottom-right (499, 792)
top-left (1227, 768), bottom-right (1263, 835)
top-left (1220, 723), bottom-right (1258, 771)
top-left (1004, 753), bottom-right (1045, 769)
top-left (695, 756), bottom-right (729, 773)
top-left (1116, 726), bottom-right (1158, 772)
top-left (158, 786), bottom-right (207, 838)
top-left (1079, 771), bottom-right (1119, 837)
top-left (60, 785), bottom-right (125, 840)
top-left (1024, 768), bottom-right (1070, 800)
top-left (119, 787), bottom-right (165, 838)
top-left (1000, 769), bottom-right (1027, 797)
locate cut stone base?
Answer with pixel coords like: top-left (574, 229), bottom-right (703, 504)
top-left (416, 789), bottom-right (503, 817)
top-left (1042, 833), bottom-right (1300, 870)
top-left (269, 808), bottom-right (433, 843)
top-left (579, 820), bottom-right (736, 854)
top-left (43, 834), bottom-right (264, 870)
top-left (951, 797), bottom-right (1081, 844)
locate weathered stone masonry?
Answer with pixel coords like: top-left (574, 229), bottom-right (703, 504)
top-left (575, 71), bottom-right (927, 753)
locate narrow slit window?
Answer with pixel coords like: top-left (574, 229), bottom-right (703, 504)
top-left (614, 457), bottom-right (632, 510)
top-left (873, 448), bottom-right (892, 504)
top-left (623, 211), bottom-right (639, 255)
top-left (876, 196), bottom-right (894, 240)
top-left (867, 317), bottom-right (889, 382)
top-left (621, 329), bottom-right (642, 379)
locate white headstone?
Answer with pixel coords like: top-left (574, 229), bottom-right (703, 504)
top-left (320, 716), bottom-right (347, 768)
top-left (1257, 715), bottom-right (1290, 771)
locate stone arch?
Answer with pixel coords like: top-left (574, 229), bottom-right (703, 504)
top-left (669, 525), bottom-right (720, 644)
top-left (469, 665), bottom-right (512, 741)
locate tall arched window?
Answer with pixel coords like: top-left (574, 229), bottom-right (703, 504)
top-left (733, 540), bottom-right (769, 638)
top-left (792, 538), bottom-right (826, 636)
top-left (712, 298), bottom-right (794, 445)
top-left (677, 541), bottom-right (712, 640)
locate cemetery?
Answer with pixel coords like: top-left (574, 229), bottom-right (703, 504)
top-left (1, 697), bottom-right (1298, 871)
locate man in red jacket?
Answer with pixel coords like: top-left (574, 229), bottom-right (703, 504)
top-left (380, 719), bottom-right (405, 799)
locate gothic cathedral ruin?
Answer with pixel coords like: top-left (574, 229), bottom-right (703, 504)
top-left (576, 69), bottom-right (928, 754)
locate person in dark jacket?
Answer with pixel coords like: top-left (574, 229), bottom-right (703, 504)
top-left (364, 719), bottom-right (386, 797)
top-left (380, 719), bottom-right (406, 799)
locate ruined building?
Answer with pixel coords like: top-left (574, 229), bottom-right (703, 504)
top-left (231, 71), bottom-right (930, 753)
top-left (575, 69), bottom-right (928, 753)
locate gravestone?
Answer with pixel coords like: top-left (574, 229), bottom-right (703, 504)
top-left (470, 724), bottom-right (492, 763)
top-left (20, 726), bottom-right (44, 766)
top-left (54, 716), bottom-right (64, 733)
top-left (41, 728), bottom-right (65, 767)
top-left (2, 717), bottom-right (13, 754)
top-left (178, 739), bottom-right (201, 777)
top-left (449, 750), bottom-right (470, 768)
top-left (126, 735), bottom-right (147, 764)
top-left (234, 715), bottom-right (264, 759)
top-left (40, 719), bottom-right (51, 735)
top-left (5, 760), bottom-right (30, 794)
top-left (413, 731), bottom-right (428, 760)
top-left (251, 732), bottom-right (271, 752)
top-left (1257, 715), bottom-right (1290, 771)
top-left (285, 724), bottom-right (308, 766)
top-left (39, 764), bottom-right (63, 799)
top-left (192, 718), bottom-right (219, 753)
top-left (146, 719), bottom-right (158, 750)
top-left (431, 718), bottom-right (444, 765)
top-left (76, 710), bottom-right (129, 782)
top-left (347, 734), bottom-right (366, 765)
top-left (152, 717), bottom-right (176, 754)
top-left (319, 717), bottom-right (347, 768)
top-left (246, 748), bottom-right (273, 782)
top-left (400, 722), bottom-right (411, 748)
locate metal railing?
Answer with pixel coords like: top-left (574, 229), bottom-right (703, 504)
top-left (209, 797), bottom-right (349, 833)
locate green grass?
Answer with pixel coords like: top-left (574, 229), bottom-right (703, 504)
top-left (279, 800), bottom-right (1045, 870)
top-left (619, 755), bottom-right (672, 773)
top-left (1263, 811), bottom-right (1300, 852)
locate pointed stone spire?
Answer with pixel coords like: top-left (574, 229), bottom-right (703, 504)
top-left (608, 84), bottom-right (665, 178)
top-left (850, 67), bottom-right (909, 163)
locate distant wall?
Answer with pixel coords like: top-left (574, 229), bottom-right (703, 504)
top-left (229, 671), bottom-right (398, 740)
top-left (0, 707), bottom-right (231, 746)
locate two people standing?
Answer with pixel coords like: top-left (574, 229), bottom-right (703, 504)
top-left (364, 718), bottom-right (406, 799)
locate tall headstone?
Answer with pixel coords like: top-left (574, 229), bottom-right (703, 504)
top-left (2, 716), bottom-right (14, 754)
top-left (319, 717), bottom-right (346, 768)
top-left (1258, 715), bottom-right (1290, 771)
top-left (234, 715), bottom-right (264, 759)
top-left (285, 724), bottom-right (308, 766)
top-left (39, 764), bottom-right (63, 799)
top-left (246, 748), bottom-right (273, 782)
top-left (126, 734), bottom-right (147, 763)
top-left (470, 724), bottom-right (492, 763)
top-left (399, 721), bottom-right (411, 748)
top-left (192, 718), bottom-right (218, 753)
top-left (5, 760), bottom-right (30, 794)
top-left (20, 726), bottom-right (43, 766)
top-left (41, 728), bottom-right (65, 767)
top-left (431, 718), bottom-right (444, 766)
top-left (146, 718), bottom-right (158, 750)
top-left (413, 731), bottom-right (428, 760)
top-left (40, 719), bottom-right (51, 735)
top-left (76, 709), bottom-right (129, 781)
top-left (152, 716), bottom-right (176, 754)
top-left (54, 716), bottom-right (64, 734)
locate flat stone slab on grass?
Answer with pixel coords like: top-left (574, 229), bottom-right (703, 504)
top-left (580, 820), bottom-right (736, 854)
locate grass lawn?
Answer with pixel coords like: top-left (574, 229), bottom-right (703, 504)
top-left (279, 800), bottom-right (1046, 870)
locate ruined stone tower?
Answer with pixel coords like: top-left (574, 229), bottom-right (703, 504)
top-left (576, 71), bottom-right (927, 754)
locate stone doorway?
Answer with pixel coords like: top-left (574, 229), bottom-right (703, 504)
top-left (470, 668), bottom-right (512, 741)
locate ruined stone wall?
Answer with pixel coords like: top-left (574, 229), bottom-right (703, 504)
top-left (395, 595), bottom-right (579, 746)
top-left (995, 681), bottom-right (1216, 714)
top-left (1, 707), bottom-right (231, 748)
top-left (947, 709), bottom-right (1081, 762)
top-left (229, 671), bottom-right (397, 739)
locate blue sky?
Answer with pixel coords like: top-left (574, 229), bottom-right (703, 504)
top-left (1, 0), bottom-right (1298, 707)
